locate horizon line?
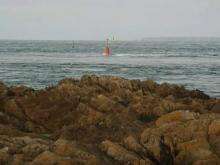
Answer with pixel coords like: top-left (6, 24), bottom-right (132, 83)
top-left (1, 36), bottom-right (220, 42)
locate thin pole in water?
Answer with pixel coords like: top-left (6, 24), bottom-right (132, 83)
top-left (72, 41), bottom-right (75, 48)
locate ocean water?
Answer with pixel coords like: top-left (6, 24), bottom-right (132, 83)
top-left (0, 38), bottom-right (219, 98)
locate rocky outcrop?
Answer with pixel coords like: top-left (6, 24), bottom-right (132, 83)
top-left (0, 75), bottom-right (219, 164)
top-left (211, 102), bottom-right (220, 113)
top-left (140, 112), bottom-right (220, 164)
top-left (0, 82), bottom-right (7, 99)
top-left (100, 140), bottom-right (140, 162)
top-left (155, 110), bottom-right (199, 126)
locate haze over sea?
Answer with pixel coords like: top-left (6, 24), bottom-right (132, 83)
top-left (0, 38), bottom-right (219, 98)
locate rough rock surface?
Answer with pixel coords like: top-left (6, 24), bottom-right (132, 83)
top-left (0, 75), bottom-right (219, 164)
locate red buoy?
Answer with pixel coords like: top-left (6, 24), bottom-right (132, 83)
top-left (103, 39), bottom-right (111, 56)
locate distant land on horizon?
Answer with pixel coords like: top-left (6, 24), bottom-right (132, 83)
top-left (1, 36), bottom-right (220, 42)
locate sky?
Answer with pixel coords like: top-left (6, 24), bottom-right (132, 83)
top-left (0, 0), bottom-right (220, 40)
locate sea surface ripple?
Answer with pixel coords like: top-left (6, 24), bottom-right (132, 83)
top-left (0, 38), bottom-right (219, 98)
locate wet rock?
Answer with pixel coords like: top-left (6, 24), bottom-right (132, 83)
top-left (189, 89), bottom-right (210, 100)
top-left (90, 94), bottom-right (116, 113)
top-left (0, 75), bottom-right (219, 164)
top-left (24, 121), bottom-right (46, 133)
top-left (193, 158), bottom-right (220, 165)
top-left (140, 128), bottom-right (171, 162)
top-left (158, 135), bottom-right (174, 165)
top-left (76, 103), bottom-right (104, 127)
top-left (11, 154), bottom-right (24, 165)
top-left (53, 138), bottom-right (98, 163)
top-left (208, 119), bottom-right (220, 137)
top-left (177, 138), bottom-right (210, 152)
top-left (141, 113), bottom-right (220, 164)
top-left (211, 102), bottom-right (220, 113)
top-left (155, 110), bottom-right (198, 126)
top-left (30, 151), bottom-right (75, 165)
top-left (53, 139), bottom-right (77, 157)
top-left (7, 86), bottom-right (34, 97)
top-left (174, 138), bottom-right (219, 164)
top-left (0, 147), bottom-right (11, 164)
top-left (208, 119), bottom-right (220, 157)
top-left (56, 82), bottom-right (81, 106)
top-left (209, 138), bottom-right (220, 158)
top-left (124, 136), bottom-right (143, 153)
top-left (175, 148), bottom-right (219, 165)
top-left (81, 75), bottom-right (133, 92)
top-left (4, 99), bottom-right (26, 120)
top-left (0, 82), bottom-right (7, 99)
top-left (124, 136), bottom-right (157, 164)
top-left (141, 80), bottom-right (158, 94)
top-left (22, 142), bottom-right (49, 160)
top-left (100, 140), bottom-right (140, 163)
top-left (133, 159), bottom-right (154, 165)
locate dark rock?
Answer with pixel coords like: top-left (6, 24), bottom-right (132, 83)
top-left (0, 75), bottom-right (219, 164)
top-left (211, 102), bottom-right (220, 113)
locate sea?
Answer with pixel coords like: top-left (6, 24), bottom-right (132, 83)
top-left (0, 38), bottom-right (219, 98)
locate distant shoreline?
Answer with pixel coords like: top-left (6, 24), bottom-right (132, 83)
top-left (1, 36), bottom-right (220, 42)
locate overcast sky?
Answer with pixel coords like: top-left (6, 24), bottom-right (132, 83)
top-left (0, 0), bottom-right (220, 40)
